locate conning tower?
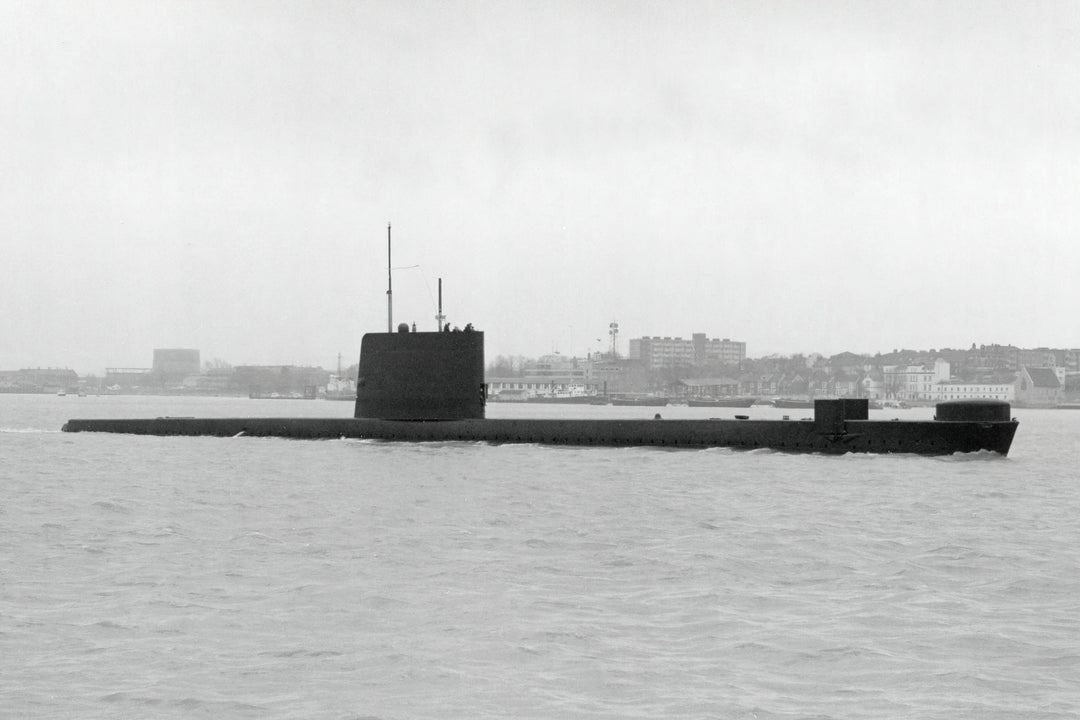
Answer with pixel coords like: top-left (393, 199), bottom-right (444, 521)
top-left (354, 326), bottom-right (485, 421)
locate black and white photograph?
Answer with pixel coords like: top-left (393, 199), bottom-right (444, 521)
top-left (3, 1), bottom-right (1078, 717)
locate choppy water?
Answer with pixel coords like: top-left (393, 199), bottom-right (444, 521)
top-left (2, 395), bottom-right (1079, 719)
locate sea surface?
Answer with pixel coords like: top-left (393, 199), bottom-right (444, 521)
top-left (2, 394), bottom-right (1079, 719)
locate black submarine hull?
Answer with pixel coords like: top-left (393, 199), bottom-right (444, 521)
top-left (62, 330), bottom-right (1019, 455)
top-left (61, 413), bottom-right (1018, 455)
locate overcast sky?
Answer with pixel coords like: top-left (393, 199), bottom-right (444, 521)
top-left (2, 1), bottom-right (1078, 374)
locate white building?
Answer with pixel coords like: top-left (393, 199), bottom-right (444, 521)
top-left (883, 359), bottom-right (950, 401)
top-left (933, 380), bottom-right (1015, 402)
top-left (485, 376), bottom-right (600, 399)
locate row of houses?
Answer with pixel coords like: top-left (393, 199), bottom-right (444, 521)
top-left (1, 365), bottom-right (337, 397)
top-left (678, 362), bottom-right (1072, 407)
top-left (875, 361), bottom-right (1070, 406)
top-left (0, 368), bottom-right (80, 394)
top-left (101, 364), bottom-right (333, 396)
top-left (488, 358), bottom-right (1076, 408)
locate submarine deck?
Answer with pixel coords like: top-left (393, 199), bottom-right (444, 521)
top-left (61, 416), bottom-right (1018, 455)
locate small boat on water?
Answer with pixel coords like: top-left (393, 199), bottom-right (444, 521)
top-left (772, 398), bottom-right (814, 409)
top-left (325, 356), bottom-right (358, 400)
top-left (324, 375), bottom-right (357, 401)
top-left (611, 396), bottom-right (669, 407)
top-left (527, 395), bottom-right (601, 404)
top-left (687, 397), bottom-right (757, 408)
top-left (527, 386), bottom-right (600, 404)
top-left (489, 389), bottom-right (529, 402)
top-left (249, 387), bottom-right (318, 400)
top-left (324, 391), bottom-right (357, 401)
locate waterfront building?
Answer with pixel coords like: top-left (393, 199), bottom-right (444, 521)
top-left (521, 354), bottom-right (589, 379)
top-left (104, 368), bottom-right (152, 390)
top-left (0, 368), bottom-right (79, 393)
top-left (1015, 366), bottom-right (1062, 407)
top-left (934, 380), bottom-right (1016, 402)
top-left (232, 365), bottom-right (330, 397)
top-left (589, 358), bottom-right (649, 395)
top-left (153, 348), bottom-right (200, 386)
top-left (883, 359), bottom-right (950, 401)
top-left (858, 369), bottom-right (885, 400)
top-left (739, 373), bottom-right (781, 398)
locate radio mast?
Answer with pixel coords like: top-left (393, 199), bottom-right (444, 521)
top-left (386, 222), bottom-right (392, 332)
top-left (436, 278), bottom-right (446, 331)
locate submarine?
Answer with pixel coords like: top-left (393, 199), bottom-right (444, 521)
top-left (62, 324), bottom-right (1018, 455)
top-left (62, 225), bottom-right (1018, 454)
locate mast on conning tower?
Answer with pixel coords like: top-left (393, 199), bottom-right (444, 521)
top-left (386, 222), bottom-right (393, 333)
top-left (435, 278), bottom-right (446, 331)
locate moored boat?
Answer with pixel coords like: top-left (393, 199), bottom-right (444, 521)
top-left (687, 397), bottom-right (757, 408)
top-left (611, 395), bottom-right (669, 407)
top-left (772, 398), bottom-right (814, 409)
top-left (526, 386), bottom-right (599, 404)
top-left (527, 395), bottom-right (599, 404)
top-left (324, 374), bottom-right (357, 401)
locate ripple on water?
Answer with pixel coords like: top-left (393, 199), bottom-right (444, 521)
top-left (3, 397), bottom-right (1079, 719)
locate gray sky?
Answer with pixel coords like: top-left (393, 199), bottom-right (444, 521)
top-left (3, 0), bottom-right (1078, 374)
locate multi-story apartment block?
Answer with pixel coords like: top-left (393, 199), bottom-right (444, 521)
top-left (629, 337), bottom-right (692, 369)
top-left (693, 333), bottom-right (746, 366)
top-left (629, 334), bottom-right (746, 370)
